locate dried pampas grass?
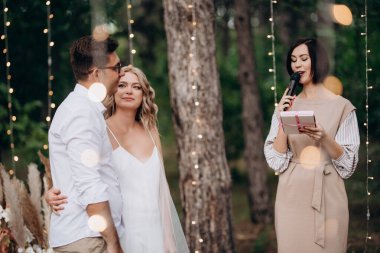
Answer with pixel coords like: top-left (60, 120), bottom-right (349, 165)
top-left (27, 163), bottom-right (43, 226)
top-left (14, 179), bottom-right (46, 248)
top-left (42, 176), bottom-right (51, 246)
top-left (1, 167), bottom-right (25, 247)
top-left (37, 151), bottom-right (52, 190)
top-left (0, 164), bottom-right (3, 205)
top-left (37, 151), bottom-right (52, 245)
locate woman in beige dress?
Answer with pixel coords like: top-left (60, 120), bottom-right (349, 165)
top-left (264, 38), bottom-right (360, 253)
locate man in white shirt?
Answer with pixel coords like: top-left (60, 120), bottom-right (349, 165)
top-left (48, 35), bottom-right (124, 253)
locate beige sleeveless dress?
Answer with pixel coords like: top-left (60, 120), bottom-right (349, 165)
top-left (275, 96), bottom-right (355, 253)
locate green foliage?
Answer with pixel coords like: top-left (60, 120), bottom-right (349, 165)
top-left (251, 230), bottom-right (270, 253)
top-left (0, 1), bottom-right (380, 250)
top-left (0, 83), bottom-right (47, 172)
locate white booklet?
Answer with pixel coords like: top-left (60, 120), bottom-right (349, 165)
top-left (280, 111), bottom-right (316, 134)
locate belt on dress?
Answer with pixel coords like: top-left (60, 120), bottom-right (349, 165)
top-left (290, 159), bottom-right (333, 248)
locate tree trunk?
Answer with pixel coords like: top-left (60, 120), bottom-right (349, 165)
top-left (234, 0), bottom-right (270, 224)
top-left (316, 0), bottom-right (335, 72)
top-left (163, 0), bottom-right (235, 252)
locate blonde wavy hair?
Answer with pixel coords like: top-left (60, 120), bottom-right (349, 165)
top-left (104, 65), bottom-right (158, 131)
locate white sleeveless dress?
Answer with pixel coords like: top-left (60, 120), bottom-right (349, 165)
top-left (107, 128), bottom-right (165, 253)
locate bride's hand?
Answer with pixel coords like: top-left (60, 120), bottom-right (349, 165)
top-left (45, 187), bottom-right (68, 215)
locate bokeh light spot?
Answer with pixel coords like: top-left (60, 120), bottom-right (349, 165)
top-left (323, 75), bottom-right (343, 95)
top-left (88, 82), bottom-right (107, 102)
top-left (88, 215), bottom-right (107, 232)
top-left (81, 149), bottom-right (100, 168)
top-left (299, 146), bottom-right (321, 169)
top-left (331, 4), bottom-right (353, 26)
top-left (92, 25), bottom-right (109, 42)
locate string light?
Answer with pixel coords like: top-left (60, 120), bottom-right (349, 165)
top-left (2, 0), bottom-right (17, 173)
top-left (268, 0), bottom-right (278, 107)
top-left (126, 0), bottom-right (135, 64)
top-left (362, 0), bottom-right (373, 250)
top-left (43, 0), bottom-right (54, 152)
top-left (188, 1), bottom-right (202, 251)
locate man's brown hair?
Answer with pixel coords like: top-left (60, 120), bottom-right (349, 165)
top-left (70, 36), bottom-right (118, 81)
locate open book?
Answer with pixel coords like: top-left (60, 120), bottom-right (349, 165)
top-left (280, 111), bottom-right (316, 134)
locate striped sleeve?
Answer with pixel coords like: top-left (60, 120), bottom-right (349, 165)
top-left (264, 112), bottom-right (293, 173)
top-left (331, 111), bottom-right (360, 179)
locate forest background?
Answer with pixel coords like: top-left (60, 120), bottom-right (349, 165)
top-left (0, 0), bottom-right (379, 252)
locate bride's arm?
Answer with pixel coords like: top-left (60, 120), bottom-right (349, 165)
top-left (45, 187), bottom-right (68, 214)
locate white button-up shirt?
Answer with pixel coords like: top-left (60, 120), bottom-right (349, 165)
top-left (48, 84), bottom-right (124, 247)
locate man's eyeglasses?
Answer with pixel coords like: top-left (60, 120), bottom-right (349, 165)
top-left (89, 62), bottom-right (122, 74)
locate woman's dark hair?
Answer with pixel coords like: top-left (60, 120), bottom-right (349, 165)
top-left (286, 38), bottom-right (329, 84)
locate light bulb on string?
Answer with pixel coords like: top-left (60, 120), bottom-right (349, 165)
top-left (126, 0), bottom-right (135, 65)
top-left (46, 0), bottom-right (54, 130)
top-left (188, 1), bottom-right (203, 248)
top-left (363, 0), bottom-right (373, 249)
top-left (268, 0), bottom-right (278, 107)
top-left (1, 1), bottom-right (19, 172)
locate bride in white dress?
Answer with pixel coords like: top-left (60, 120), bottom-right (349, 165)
top-left (47, 65), bottom-right (189, 253)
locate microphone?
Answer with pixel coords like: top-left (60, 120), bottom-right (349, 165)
top-left (284, 72), bottom-right (301, 111)
top-left (286, 72), bottom-right (301, 96)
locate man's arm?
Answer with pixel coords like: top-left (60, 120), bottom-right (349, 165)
top-left (63, 109), bottom-right (123, 252)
